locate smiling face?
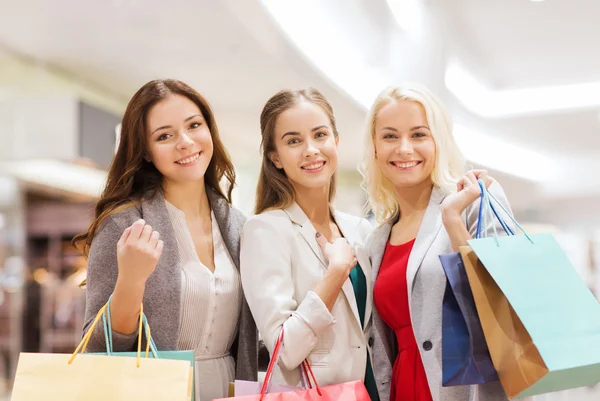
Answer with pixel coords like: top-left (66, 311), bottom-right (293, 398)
top-left (145, 94), bottom-right (214, 186)
top-left (373, 99), bottom-right (436, 190)
top-left (269, 100), bottom-right (339, 195)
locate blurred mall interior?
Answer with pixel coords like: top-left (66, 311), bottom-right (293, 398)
top-left (1, 0), bottom-right (600, 400)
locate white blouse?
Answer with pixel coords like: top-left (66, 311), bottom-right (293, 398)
top-left (165, 200), bottom-right (242, 401)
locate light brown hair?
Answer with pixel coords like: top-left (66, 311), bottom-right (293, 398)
top-left (73, 79), bottom-right (236, 256)
top-left (255, 88), bottom-right (339, 214)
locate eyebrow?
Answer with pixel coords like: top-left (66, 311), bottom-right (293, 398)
top-left (281, 125), bottom-right (329, 139)
top-left (380, 125), bottom-right (430, 132)
top-left (150, 114), bottom-right (202, 136)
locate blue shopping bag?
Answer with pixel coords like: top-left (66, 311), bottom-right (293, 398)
top-left (440, 183), bottom-right (508, 386)
top-left (464, 182), bottom-right (600, 398)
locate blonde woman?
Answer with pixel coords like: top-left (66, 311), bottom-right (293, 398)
top-left (360, 83), bottom-right (510, 401)
top-left (241, 88), bottom-right (377, 400)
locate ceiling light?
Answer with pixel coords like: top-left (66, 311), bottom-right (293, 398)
top-left (445, 60), bottom-right (600, 118)
top-left (260, 0), bottom-right (555, 182)
top-left (453, 124), bottom-right (557, 182)
top-left (260, 0), bottom-right (388, 107)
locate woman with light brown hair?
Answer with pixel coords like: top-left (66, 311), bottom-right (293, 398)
top-left (74, 79), bottom-right (258, 401)
top-left (240, 88), bottom-right (377, 400)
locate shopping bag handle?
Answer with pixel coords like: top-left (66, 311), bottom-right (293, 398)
top-left (259, 329), bottom-right (322, 400)
top-left (475, 180), bottom-right (513, 239)
top-left (103, 295), bottom-right (159, 357)
top-left (68, 298), bottom-right (154, 367)
top-left (476, 179), bottom-right (534, 245)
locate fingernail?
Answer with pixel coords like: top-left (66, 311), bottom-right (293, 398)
top-left (315, 232), bottom-right (321, 238)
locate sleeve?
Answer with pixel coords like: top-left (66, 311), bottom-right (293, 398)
top-left (465, 180), bottom-right (514, 239)
top-left (82, 217), bottom-right (138, 353)
top-left (240, 214), bottom-right (335, 371)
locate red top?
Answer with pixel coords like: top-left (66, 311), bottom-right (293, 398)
top-left (374, 239), bottom-right (433, 401)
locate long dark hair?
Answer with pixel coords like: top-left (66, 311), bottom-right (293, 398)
top-left (255, 88), bottom-right (338, 214)
top-left (73, 79), bottom-right (236, 256)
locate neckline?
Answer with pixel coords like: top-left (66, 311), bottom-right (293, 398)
top-left (388, 238), bottom-right (416, 248)
top-left (165, 199), bottom-right (215, 221)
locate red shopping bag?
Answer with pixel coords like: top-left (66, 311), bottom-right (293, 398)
top-left (215, 329), bottom-right (370, 401)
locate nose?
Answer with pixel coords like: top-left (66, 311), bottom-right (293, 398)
top-left (177, 130), bottom-right (194, 150)
top-left (396, 137), bottom-right (413, 156)
top-left (302, 139), bottom-right (319, 158)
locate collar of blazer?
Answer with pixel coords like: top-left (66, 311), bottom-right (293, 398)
top-left (283, 201), bottom-right (363, 267)
top-left (284, 201), bottom-right (367, 331)
top-left (371, 185), bottom-right (449, 296)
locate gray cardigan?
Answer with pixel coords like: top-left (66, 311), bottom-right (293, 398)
top-left (82, 188), bottom-right (258, 381)
top-left (369, 184), bottom-right (510, 401)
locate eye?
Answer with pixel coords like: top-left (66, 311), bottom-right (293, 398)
top-left (190, 121), bottom-right (202, 129)
top-left (412, 132), bottom-right (427, 138)
top-left (157, 133), bottom-right (171, 141)
top-left (315, 131), bottom-right (328, 138)
top-left (287, 138), bottom-right (300, 145)
top-left (382, 132), bottom-right (397, 140)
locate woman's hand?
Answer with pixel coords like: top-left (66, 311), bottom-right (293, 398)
top-left (315, 233), bottom-right (357, 276)
top-left (441, 170), bottom-right (492, 221)
top-left (116, 219), bottom-right (164, 286)
top-left (313, 232), bottom-right (358, 311)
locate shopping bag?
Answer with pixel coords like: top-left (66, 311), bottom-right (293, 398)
top-left (214, 329), bottom-right (370, 401)
top-left (463, 183), bottom-right (600, 398)
top-left (95, 296), bottom-right (196, 400)
top-left (11, 301), bottom-right (193, 401)
top-left (233, 380), bottom-right (297, 397)
top-left (439, 187), bottom-right (502, 386)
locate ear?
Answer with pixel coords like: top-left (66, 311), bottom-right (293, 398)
top-left (335, 134), bottom-right (340, 146)
top-left (144, 153), bottom-right (152, 163)
top-left (268, 151), bottom-right (283, 169)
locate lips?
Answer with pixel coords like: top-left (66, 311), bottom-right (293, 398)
top-left (301, 161), bottom-right (326, 170)
top-left (390, 160), bottom-right (422, 169)
top-left (175, 152), bottom-right (201, 165)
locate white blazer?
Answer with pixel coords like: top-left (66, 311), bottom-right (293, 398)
top-left (241, 202), bottom-right (373, 387)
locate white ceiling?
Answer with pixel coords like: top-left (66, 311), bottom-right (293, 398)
top-left (432, 0), bottom-right (600, 202)
top-left (438, 0), bottom-right (600, 88)
top-left (0, 0), bottom-right (599, 213)
top-left (436, 0), bottom-right (600, 159)
top-left (0, 0), bottom-right (366, 166)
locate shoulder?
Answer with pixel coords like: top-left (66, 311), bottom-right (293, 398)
top-left (241, 209), bottom-right (295, 252)
top-left (94, 202), bottom-right (142, 241)
top-left (87, 203), bottom-right (142, 262)
top-left (228, 204), bottom-right (248, 228)
top-left (335, 210), bottom-right (373, 238)
top-left (366, 221), bottom-right (392, 249)
top-left (244, 209), bottom-right (292, 232)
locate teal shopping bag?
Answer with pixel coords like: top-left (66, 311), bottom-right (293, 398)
top-left (91, 297), bottom-right (195, 400)
top-left (467, 185), bottom-right (600, 398)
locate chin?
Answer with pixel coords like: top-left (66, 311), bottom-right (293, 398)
top-left (170, 168), bottom-right (209, 183)
top-left (389, 177), bottom-right (426, 189)
top-left (293, 177), bottom-right (331, 191)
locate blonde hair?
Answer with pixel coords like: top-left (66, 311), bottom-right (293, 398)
top-left (255, 88), bottom-right (338, 214)
top-left (359, 83), bottom-right (464, 224)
